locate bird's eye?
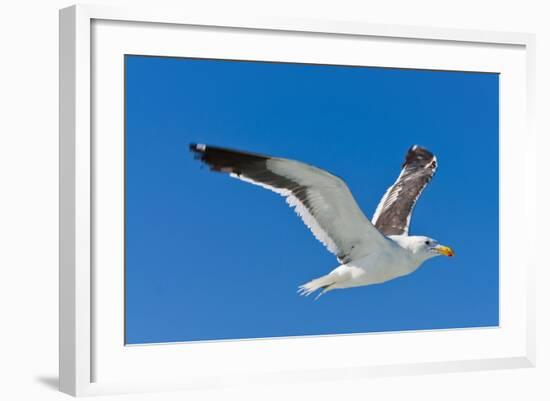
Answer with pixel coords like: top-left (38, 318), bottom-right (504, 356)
top-left (425, 241), bottom-right (430, 245)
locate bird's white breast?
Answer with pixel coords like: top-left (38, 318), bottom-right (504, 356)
top-left (329, 239), bottom-right (421, 288)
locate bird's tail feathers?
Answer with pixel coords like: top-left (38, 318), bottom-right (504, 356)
top-left (298, 274), bottom-right (336, 300)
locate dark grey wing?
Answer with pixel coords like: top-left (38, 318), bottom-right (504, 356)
top-left (190, 143), bottom-right (390, 263)
top-left (371, 145), bottom-right (437, 236)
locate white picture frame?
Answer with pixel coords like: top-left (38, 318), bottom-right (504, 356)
top-left (59, 3), bottom-right (536, 397)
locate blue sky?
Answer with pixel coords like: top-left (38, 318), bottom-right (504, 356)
top-left (125, 55), bottom-right (499, 345)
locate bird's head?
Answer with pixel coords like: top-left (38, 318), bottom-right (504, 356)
top-left (406, 236), bottom-right (455, 260)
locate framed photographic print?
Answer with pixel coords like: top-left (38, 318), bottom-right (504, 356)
top-left (59, 4), bottom-right (536, 397)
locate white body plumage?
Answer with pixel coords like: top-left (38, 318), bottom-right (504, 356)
top-left (298, 235), bottom-right (444, 298)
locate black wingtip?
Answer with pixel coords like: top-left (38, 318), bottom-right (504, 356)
top-left (189, 143), bottom-right (208, 163)
top-left (189, 143), bottom-right (208, 155)
top-left (407, 145), bottom-right (433, 157)
top-left (408, 144), bottom-right (429, 153)
top-left (402, 145), bottom-right (436, 168)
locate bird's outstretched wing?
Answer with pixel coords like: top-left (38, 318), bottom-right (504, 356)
top-left (190, 143), bottom-right (389, 263)
top-left (372, 145), bottom-right (437, 236)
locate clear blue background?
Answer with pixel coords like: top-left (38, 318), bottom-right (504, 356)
top-left (125, 55), bottom-right (499, 344)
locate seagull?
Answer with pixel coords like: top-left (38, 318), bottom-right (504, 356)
top-left (189, 143), bottom-right (454, 298)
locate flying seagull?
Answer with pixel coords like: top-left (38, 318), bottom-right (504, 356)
top-left (189, 143), bottom-right (454, 298)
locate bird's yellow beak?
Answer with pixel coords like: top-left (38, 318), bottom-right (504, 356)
top-left (435, 245), bottom-right (455, 257)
